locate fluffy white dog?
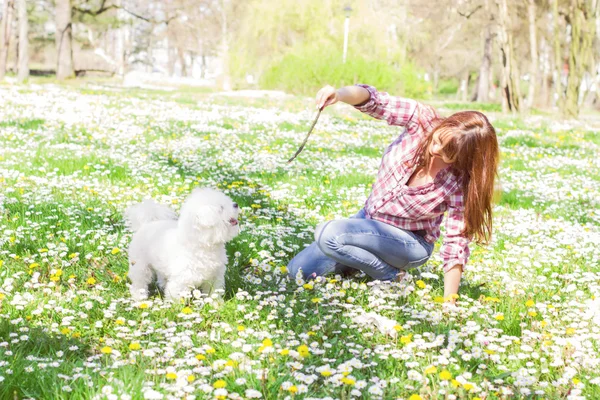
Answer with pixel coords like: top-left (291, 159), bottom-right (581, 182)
top-left (125, 187), bottom-right (240, 301)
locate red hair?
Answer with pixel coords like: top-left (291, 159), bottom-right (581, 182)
top-left (412, 111), bottom-right (499, 244)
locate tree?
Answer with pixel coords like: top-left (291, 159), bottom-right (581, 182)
top-left (553, 0), bottom-right (565, 107)
top-left (562, 0), bottom-right (598, 118)
top-left (56, 0), bottom-right (74, 79)
top-left (476, 0), bottom-right (495, 102)
top-left (496, 0), bottom-right (521, 112)
top-left (525, 0), bottom-right (538, 108)
top-left (16, 0), bottom-right (28, 82)
top-left (0, 0), bottom-right (14, 80)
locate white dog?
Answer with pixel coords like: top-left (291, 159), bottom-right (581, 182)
top-left (125, 187), bottom-right (240, 301)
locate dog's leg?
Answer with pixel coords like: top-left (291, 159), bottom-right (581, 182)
top-left (164, 280), bottom-right (191, 301)
top-left (156, 271), bottom-right (168, 292)
top-left (199, 273), bottom-right (225, 298)
top-left (128, 259), bottom-right (153, 300)
top-left (213, 272), bottom-right (225, 296)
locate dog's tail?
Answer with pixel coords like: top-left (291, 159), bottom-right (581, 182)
top-left (125, 199), bottom-right (178, 232)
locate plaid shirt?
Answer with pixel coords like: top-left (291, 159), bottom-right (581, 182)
top-left (354, 84), bottom-right (470, 273)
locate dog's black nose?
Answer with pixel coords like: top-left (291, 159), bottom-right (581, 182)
top-left (233, 203), bottom-right (239, 208)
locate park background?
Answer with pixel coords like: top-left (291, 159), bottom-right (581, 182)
top-left (1, 0), bottom-right (600, 399)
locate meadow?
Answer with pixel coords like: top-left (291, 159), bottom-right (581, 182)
top-left (0, 82), bottom-right (599, 400)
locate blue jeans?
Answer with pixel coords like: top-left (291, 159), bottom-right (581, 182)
top-left (287, 209), bottom-right (434, 281)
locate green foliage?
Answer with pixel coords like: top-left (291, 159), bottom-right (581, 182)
top-left (441, 102), bottom-right (502, 112)
top-left (229, 0), bottom-right (427, 97)
top-left (436, 78), bottom-right (459, 95)
top-left (258, 42), bottom-right (428, 98)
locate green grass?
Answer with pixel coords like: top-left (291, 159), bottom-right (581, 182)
top-left (0, 82), bottom-right (599, 400)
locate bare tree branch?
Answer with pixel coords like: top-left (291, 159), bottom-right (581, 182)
top-left (73, 0), bottom-right (178, 24)
top-left (457, 4), bottom-right (483, 19)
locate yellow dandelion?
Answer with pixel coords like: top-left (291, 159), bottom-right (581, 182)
top-left (111, 248), bottom-right (120, 255)
top-left (495, 314), bottom-right (505, 321)
top-left (297, 344), bottom-right (310, 357)
top-left (321, 370), bottom-right (332, 377)
top-left (195, 354), bottom-right (206, 361)
top-left (416, 280), bottom-right (426, 289)
top-left (439, 370), bottom-right (452, 380)
top-left (400, 334), bottom-right (413, 345)
top-left (129, 342), bottom-right (141, 351)
top-left (100, 346), bottom-right (112, 354)
top-left (86, 277), bottom-right (96, 285)
top-left (213, 380), bottom-right (227, 388)
top-left (187, 375), bottom-right (195, 383)
top-left (166, 372), bottom-right (177, 380)
top-left (526, 299), bottom-right (535, 307)
top-left (303, 283), bottom-right (313, 290)
top-left (181, 307), bottom-right (192, 314)
top-left (341, 377), bottom-right (355, 385)
top-left (409, 395), bottom-right (422, 400)
top-left (424, 365), bottom-right (437, 374)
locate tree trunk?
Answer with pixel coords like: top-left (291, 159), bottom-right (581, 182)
top-left (563, 0), bottom-right (598, 118)
top-left (476, 25), bottom-right (493, 102)
top-left (526, 0), bottom-right (538, 109)
top-left (432, 59), bottom-right (440, 93)
top-left (55, 0), bottom-right (74, 80)
top-left (552, 0), bottom-right (563, 107)
top-left (167, 26), bottom-right (176, 76)
top-left (489, 60), bottom-right (496, 100)
top-left (178, 47), bottom-right (187, 77)
top-left (220, 0), bottom-right (231, 91)
top-left (0, 0), bottom-right (15, 80)
top-left (496, 0), bottom-right (521, 113)
top-left (16, 0), bottom-right (28, 82)
top-left (460, 69), bottom-right (469, 102)
top-left (539, 37), bottom-right (552, 107)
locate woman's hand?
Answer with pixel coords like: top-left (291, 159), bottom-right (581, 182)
top-left (316, 85), bottom-right (339, 110)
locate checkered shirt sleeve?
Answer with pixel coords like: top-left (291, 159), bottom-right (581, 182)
top-left (353, 84), bottom-right (418, 128)
top-left (439, 184), bottom-right (471, 273)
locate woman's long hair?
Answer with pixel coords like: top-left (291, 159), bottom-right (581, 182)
top-left (411, 111), bottom-right (499, 244)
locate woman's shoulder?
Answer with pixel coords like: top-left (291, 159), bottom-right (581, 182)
top-left (408, 100), bottom-right (443, 133)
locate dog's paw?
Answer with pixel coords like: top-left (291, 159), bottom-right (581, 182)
top-left (130, 287), bottom-right (149, 301)
top-left (207, 295), bottom-right (225, 309)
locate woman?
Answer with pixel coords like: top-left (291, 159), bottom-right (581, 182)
top-left (287, 84), bottom-right (499, 299)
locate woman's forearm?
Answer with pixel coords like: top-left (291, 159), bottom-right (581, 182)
top-left (336, 86), bottom-right (371, 106)
top-left (443, 265), bottom-right (463, 301)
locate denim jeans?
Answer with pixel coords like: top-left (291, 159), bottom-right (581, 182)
top-left (287, 209), bottom-right (434, 281)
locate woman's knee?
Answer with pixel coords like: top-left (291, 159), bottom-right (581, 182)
top-left (315, 220), bottom-right (345, 255)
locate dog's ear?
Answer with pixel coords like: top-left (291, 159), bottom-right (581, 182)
top-left (195, 205), bottom-right (222, 227)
